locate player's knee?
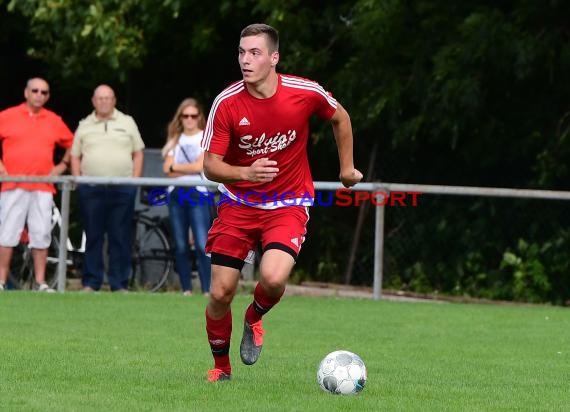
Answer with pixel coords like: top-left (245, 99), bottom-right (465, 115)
top-left (260, 267), bottom-right (293, 290)
top-left (210, 285), bottom-right (236, 306)
top-left (260, 272), bottom-right (288, 290)
top-left (259, 249), bottom-right (295, 289)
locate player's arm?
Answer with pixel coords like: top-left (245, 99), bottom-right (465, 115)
top-left (203, 152), bottom-right (279, 184)
top-left (49, 147), bottom-right (72, 176)
top-left (70, 155), bottom-right (81, 177)
top-left (164, 153), bottom-right (205, 176)
top-left (330, 102), bottom-right (363, 188)
top-left (132, 150), bottom-right (143, 178)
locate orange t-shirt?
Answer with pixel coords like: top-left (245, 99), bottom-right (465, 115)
top-left (0, 103), bottom-right (74, 193)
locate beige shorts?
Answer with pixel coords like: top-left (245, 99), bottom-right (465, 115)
top-left (0, 189), bottom-right (53, 248)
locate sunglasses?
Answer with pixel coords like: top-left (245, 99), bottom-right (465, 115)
top-left (180, 113), bottom-right (199, 119)
top-left (31, 88), bottom-right (50, 96)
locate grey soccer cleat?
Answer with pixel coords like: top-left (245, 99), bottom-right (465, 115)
top-left (239, 319), bottom-right (264, 365)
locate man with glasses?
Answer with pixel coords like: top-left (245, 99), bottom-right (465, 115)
top-left (0, 77), bottom-right (74, 292)
top-left (71, 84), bottom-right (145, 292)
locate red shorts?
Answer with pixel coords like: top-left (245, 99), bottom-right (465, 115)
top-left (205, 202), bottom-right (310, 267)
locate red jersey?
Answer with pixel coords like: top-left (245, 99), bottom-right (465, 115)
top-left (202, 74), bottom-right (337, 209)
top-left (0, 103), bottom-right (74, 193)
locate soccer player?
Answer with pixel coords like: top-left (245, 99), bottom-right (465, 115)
top-left (201, 23), bottom-right (363, 382)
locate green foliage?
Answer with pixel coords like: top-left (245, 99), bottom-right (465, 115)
top-left (378, 196), bottom-right (570, 304)
top-left (335, 0), bottom-right (570, 187)
top-left (6, 0), bottom-right (182, 82)
top-left (300, 0), bottom-right (570, 304)
top-left (2, 0), bottom-right (569, 304)
top-left (500, 239), bottom-right (551, 303)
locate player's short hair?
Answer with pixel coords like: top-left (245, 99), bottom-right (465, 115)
top-left (240, 23), bottom-right (279, 53)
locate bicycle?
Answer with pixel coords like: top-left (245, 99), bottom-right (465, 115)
top-left (8, 204), bottom-right (71, 290)
top-left (9, 203), bottom-right (174, 292)
top-left (130, 210), bottom-right (174, 291)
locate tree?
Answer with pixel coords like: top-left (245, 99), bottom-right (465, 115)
top-left (2, 0), bottom-right (569, 302)
top-left (4, 0), bottom-right (183, 85)
top-left (337, 0), bottom-right (570, 188)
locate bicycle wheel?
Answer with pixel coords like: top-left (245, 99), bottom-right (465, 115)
top-left (10, 239), bottom-right (61, 290)
top-left (9, 243), bottom-right (33, 289)
top-left (8, 232), bottom-right (59, 290)
top-left (131, 215), bottom-right (172, 292)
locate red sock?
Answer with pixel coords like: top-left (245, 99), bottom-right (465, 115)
top-left (245, 283), bottom-right (284, 324)
top-left (205, 309), bottom-right (232, 374)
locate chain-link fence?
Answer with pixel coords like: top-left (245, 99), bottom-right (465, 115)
top-left (2, 175), bottom-right (569, 303)
top-left (294, 185), bottom-right (570, 304)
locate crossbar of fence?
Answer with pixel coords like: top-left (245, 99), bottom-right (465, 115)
top-left (1, 175), bottom-right (569, 298)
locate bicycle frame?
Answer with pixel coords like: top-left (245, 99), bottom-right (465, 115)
top-left (10, 203), bottom-right (174, 292)
top-left (51, 202), bottom-right (86, 255)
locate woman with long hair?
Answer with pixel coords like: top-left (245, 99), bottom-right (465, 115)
top-left (162, 98), bottom-right (211, 296)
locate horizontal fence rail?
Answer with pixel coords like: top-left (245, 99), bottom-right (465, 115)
top-left (1, 175), bottom-right (569, 298)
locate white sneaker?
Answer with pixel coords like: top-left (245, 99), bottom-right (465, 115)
top-left (0, 282), bottom-right (5, 291)
top-left (37, 283), bottom-right (56, 293)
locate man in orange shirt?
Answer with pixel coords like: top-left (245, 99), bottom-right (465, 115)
top-left (0, 77), bottom-right (74, 292)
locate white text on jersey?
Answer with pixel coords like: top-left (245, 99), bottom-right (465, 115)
top-left (238, 130), bottom-right (297, 157)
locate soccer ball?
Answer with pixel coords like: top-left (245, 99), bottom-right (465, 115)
top-left (317, 350), bottom-right (367, 395)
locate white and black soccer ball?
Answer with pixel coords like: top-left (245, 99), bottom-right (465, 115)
top-left (317, 350), bottom-right (367, 395)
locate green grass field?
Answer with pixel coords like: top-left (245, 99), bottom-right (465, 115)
top-left (0, 291), bottom-right (568, 411)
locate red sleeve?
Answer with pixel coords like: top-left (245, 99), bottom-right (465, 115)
top-left (202, 100), bottom-right (232, 156)
top-left (311, 83), bottom-right (337, 120)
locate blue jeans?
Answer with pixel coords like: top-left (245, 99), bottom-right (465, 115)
top-left (78, 184), bottom-right (137, 291)
top-left (168, 188), bottom-right (212, 293)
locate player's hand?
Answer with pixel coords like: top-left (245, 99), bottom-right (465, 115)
top-left (246, 158), bottom-right (279, 182)
top-left (340, 168), bottom-right (363, 188)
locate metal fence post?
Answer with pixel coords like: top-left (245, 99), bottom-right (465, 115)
top-left (57, 179), bottom-right (72, 292)
top-left (373, 193), bottom-right (385, 300)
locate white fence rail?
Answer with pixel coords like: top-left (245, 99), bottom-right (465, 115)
top-left (1, 175), bottom-right (569, 299)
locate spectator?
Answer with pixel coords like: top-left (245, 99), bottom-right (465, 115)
top-left (0, 77), bottom-right (73, 292)
top-left (71, 84), bottom-right (145, 292)
top-left (162, 98), bottom-right (212, 296)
